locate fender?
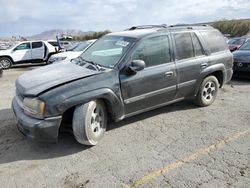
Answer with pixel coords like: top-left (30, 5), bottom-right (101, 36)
top-left (0, 55), bottom-right (14, 63)
top-left (57, 88), bottom-right (125, 121)
top-left (193, 63), bottom-right (226, 96)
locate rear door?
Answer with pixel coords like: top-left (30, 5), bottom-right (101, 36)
top-left (172, 31), bottom-right (208, 98)
top-left (11, 42), bottom-right (32, 62)
top-left (31, 42), bottom-right (45, 60)
top-left (120, 34), bottom-right (177, 115)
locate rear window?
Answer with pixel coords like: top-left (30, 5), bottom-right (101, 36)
top-left (200, 30), bottom-right (228, 53)
top-left (174, 33), bottom-right (194, 60)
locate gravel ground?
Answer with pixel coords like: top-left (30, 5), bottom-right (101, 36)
top-left (0, 65), bottom-right (249, 188)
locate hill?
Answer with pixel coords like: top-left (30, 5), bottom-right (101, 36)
top-left (27, 29), bottom-right (94, 40)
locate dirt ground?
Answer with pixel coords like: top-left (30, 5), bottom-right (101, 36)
top-left (0, 65), bottom-right (250, 188)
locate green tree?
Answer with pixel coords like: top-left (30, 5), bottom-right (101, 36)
top-left (213, 19), bottom-right (250, 37)
top-left (73, 30), bottom-right (111, 41)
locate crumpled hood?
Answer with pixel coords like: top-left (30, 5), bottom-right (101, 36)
top-left (233, 50), bottom-right (250, 62)
top-left (16, 62), bottom-right (100, 96)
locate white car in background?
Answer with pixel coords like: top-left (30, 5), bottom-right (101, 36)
top-left (48, 39), bottom-right (96, 63)
top-left (0, 41), bottom-right (58, 69)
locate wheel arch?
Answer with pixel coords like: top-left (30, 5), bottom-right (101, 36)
top-left (193, 63), bottom-right (226, 96)
top-left (59, 88), bottom-right (124, 130)
top-left (0, 55), bottom-right (14, 63)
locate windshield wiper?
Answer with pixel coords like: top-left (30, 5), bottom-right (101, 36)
top-left (78, 56), bottom-right (101, 71)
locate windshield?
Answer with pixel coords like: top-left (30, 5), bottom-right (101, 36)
top-left (239, 42), bottom-right (250, 51)
top-left (70, 41), bottom-right (92, 52)
top-left (228, 38), bottom-right (246, 45)
top-left (79, 35), bottom-right (136, 68)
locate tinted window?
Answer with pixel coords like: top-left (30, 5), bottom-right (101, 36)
top-left (174, 33), bottom-right (194, 60)
top-left (32, 42), bottom-right (43, 49)
top-left (15, 43), bottom-right (31, 50)
top-left (200, 30), bottom-right (228, 53)
top-left (132, 35), bottom-right (171, 67)
top-left (191, 33), bottom-right (204, 56)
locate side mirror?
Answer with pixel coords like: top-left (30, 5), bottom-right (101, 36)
top-left (126, 60), bottom-right (145, 75)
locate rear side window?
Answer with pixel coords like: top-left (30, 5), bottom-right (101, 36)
top-left (200, 30), bottom-right (228, 53)
top-left (191, 33), bottom-right (204, 56)
top-left (132, 35), bottom-right (171, 67)
top-left (174, 33), bottom-right (194, 60)
top-left (32, 42), bottom-right (43, 49)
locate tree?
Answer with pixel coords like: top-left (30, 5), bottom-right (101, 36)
top-left (72, 30), bottom-right (111, 41)
top-left (213, 19), bottom-right (250, 37)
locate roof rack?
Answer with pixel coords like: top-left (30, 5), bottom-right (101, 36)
top-left (125, 24), bottom-right (210, 31)
top-left (125, 24), bottom-right (167, 31)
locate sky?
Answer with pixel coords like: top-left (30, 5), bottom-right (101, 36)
top-left (0, 0), bottom-right (250, 37)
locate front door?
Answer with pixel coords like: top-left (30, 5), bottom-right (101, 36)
top-left (11, 42), bottom-right (32, 62)
top-left (120, 34), bottom-right (177, 115)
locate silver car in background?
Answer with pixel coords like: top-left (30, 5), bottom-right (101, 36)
top-left (48, 39), bottom-right (96, 63)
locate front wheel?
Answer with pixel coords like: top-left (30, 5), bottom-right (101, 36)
top-left (0, 57), bottom-right (12, 69)
top-left (72, 100), bottom-right (107, 146)
top-left (194, 76), bottom-right (219, 107)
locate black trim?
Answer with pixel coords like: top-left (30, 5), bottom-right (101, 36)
top-left (124, 85), bottom-right (176, 104)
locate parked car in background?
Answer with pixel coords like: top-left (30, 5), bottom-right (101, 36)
top-left (47, 40), bottom-right (60, 50)
top-left (12, 25), bottom-right (233, 145)
top-left (233, 42), bottom-right (250, 78)
top-left (48, 39), bottom-right (96, 63)
top-left (228, 37), bottom-right (250, 52)
top-left (0, 42), bottom-right (17, 50)
top-left (0, 41), bottom-right (58, 69)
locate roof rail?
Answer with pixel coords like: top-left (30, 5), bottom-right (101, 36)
top-left (169, 24), bottom-right (191, 27)
top-left (125, 24), bottom-right (210, 31)
top-left (125, 24), bottom-right (167, 31)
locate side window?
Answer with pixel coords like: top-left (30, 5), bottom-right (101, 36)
top-left (15, 43), bottom-right (31, 50)
top-left (32, 42), bottom-right (43, 49)
top-left (132, 35), bottom-right (171, 67)
top-left (191, 33), bottom-right (204, 56)
top-left (200, 30), bottom-right (228, 53)
top-left (174, 33), bottom-right (194, 60)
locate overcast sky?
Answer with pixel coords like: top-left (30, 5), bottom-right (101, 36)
top-left (0, 0), bottom-right (249, 37)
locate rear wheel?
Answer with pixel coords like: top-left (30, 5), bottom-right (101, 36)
top-left (72, 100), bottom-right (107, 145)
top-left (0, 57), bottom-right (12, 69)
top-left (194, 76), bottom-right (219, 107)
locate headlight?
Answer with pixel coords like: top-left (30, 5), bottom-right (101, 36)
top-left (23, 98), bottom-right (45, 119)
top-left (49, 56), bottom-right (67, 63)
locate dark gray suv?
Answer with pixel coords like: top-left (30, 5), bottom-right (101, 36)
top-left (12, 25), bottom-right (233, 145)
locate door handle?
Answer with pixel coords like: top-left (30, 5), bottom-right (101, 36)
top-left (201, 63), bottom-right (208, 68)
top-left (165, 71), bottom-right (174, 77)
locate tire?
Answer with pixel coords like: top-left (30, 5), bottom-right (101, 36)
top-left (194, 76), bottom-right (219, 107)
top-left (72, 100), bottom-right (107, 145)
top-left (0, 57), bottom-right (12, 69)
top-left (45, 54), bottom-right (52, 65)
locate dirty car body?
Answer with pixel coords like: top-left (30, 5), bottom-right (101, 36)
top-left (12, 25), bottom-right (233, 143)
